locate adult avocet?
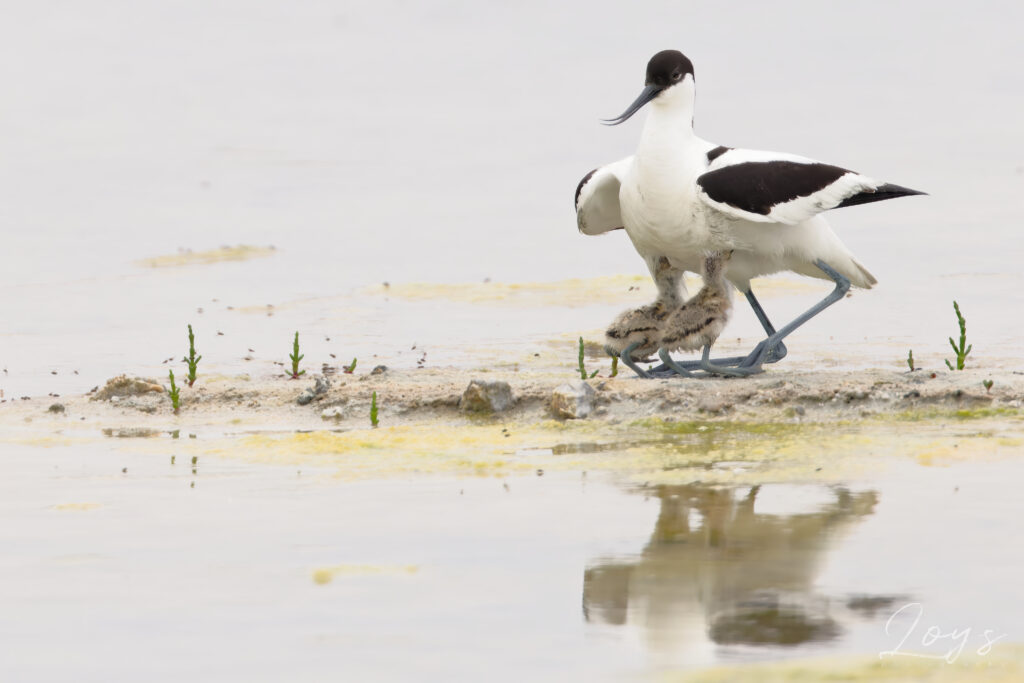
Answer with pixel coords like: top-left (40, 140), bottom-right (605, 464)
top-left (576, 50), bottom-right (924, 378)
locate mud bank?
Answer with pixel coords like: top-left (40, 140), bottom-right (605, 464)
top-left (10, 365), bottom-right (1022, 431)
top-left (4, 364), bottom-right (1022, 485)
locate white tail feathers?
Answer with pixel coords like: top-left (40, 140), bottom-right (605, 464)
top-left (850, 259), bottom-right (877, 289)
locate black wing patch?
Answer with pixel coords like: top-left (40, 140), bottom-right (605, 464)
top-left (706, 145), bottom-right (731, 163)
top-left (575, 168), bottom-right (598, 209)
top-left (835, 183), bottom-right (926, 209)
top-left (698, 161), bottom-right (849, 216)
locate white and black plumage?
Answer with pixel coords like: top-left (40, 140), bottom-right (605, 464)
top-left (576, 50), bottom-right (925, 377)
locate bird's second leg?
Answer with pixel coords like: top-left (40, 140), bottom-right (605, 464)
top-left (698, 344), bottom-right (764, 377)
top-left (736, 260), bottom-right (851, 372)
top-left (743, 289), bottom-right (787, 363)
top-left (667, 288), bottom-right (788, 371)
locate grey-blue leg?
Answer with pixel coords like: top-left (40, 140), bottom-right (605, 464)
top-left (657, 262), bottom-right (849, 379)
top-left (737, 260), bottom-right (850, 370)
top-left (744, 289), bottom-right (787, 363)
top-left (699, 344), bottom-right (764, 377)
top-left (653, 287), bottom-right (786, 377)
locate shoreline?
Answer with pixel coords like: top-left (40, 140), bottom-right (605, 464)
top-left (8, 365), bottom-right (1018, 427)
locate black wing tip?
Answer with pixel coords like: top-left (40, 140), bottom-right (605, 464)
top-left (877, 183), bottom-right (928, 197)
top-left (835, 183), bottom-right (928, 209)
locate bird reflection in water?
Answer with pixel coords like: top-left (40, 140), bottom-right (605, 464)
top-left (583, 483), bottom-right (880, 649)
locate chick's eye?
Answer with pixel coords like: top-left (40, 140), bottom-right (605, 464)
top-left (672, 72), bottom-right (682, 81)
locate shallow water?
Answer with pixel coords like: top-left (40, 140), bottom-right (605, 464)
top-left (3, 420), bottom-right (1023, 681)
top-left (2, 1), bottom-right (1024, 397)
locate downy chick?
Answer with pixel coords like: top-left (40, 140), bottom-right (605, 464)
top-left (661, 251), bottom-right (733, 354)
top-left (604, 256), bottom-right (683, 360)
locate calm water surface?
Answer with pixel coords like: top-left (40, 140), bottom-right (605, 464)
top-left (2, 437), bottom-right (1022, 681)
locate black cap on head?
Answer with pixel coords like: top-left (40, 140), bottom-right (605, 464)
top-left (645, 50), bottom-right (694, 87)
top-left (601, 50), bottom-right (695, 125)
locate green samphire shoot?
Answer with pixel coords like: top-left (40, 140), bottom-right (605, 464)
top-left (578, 337), bottom-right (598, 380)
top-left (944, 301), bottom-right (972, 371)
top-left (289, 331), bottom-right (306, 378)
top-left (168, 370), bottom-right (181, 413)
top-left (183, 324), bottom-right (201, 386)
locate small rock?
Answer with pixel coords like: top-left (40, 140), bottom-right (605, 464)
top-left (47, 403), bottom-right (66, 413)
top-left (697, 396), bottom-right (732, 414)
top-left (371, 365), bottom-right (388, 375)
top-left (550, 380), bottom-right (596, 419)
top-left (91, 375), bottom-right (164, 401)
top-left (297, 375), bottom-right (331, 406)
top-left (321, 406), bottom-right (346, 420)
top-left (459, 380), bottom-right (514, 413)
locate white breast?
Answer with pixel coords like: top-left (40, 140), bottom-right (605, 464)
top-left (620, 154), bottom-right (704, 252)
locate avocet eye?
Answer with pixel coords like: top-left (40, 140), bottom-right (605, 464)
top-left (672, 72), bottom-right (682, 81)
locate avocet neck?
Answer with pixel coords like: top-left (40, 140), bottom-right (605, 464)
top-left (634, 78), bottom-right (703, 181)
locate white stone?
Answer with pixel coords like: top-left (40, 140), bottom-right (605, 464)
top-left (550, 381), bottom-right (596, 419)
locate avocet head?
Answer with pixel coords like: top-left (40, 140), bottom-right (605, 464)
top-left (602, 50), bottom-right (694, 125)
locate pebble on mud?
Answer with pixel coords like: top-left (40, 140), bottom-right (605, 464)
top-left (90, 375), bottom-right (164, 401)
top-left (321, 406), bottom-right (346, 420)
top-left (550, 381), bottom-right (595, 419)
top-left (47, 403), bottom-right (66, 414)
top-left (297, 375), bottom-right (331, 406)
top-left (697, 396), bottom-right (733, 414)
top-left (459, 380), bottom-right (513, 414)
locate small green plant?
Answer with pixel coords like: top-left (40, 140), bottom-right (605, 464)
top-left (288, 331), bottom-right (306, 378)
top-left (578, 337), bottom-right (598, 380)
top-left (906, 350), bottom-right (915, 371)
top-left (343, 357), bottom-right (357, 374)
top-left (944, 301), bottom-right (972, 371)
top-left (610, 355), bottom-right (619, 378)
top-left (183, 324), bottom-right (201, 386)
top-left (983, 379), bottom-right (993, 393)
top-left (168, 370), bottom-right (180, 413)
top-left (370, 391), bottom-right (379, 427)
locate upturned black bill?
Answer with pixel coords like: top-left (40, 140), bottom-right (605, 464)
top-left (601, 85), bottom-right (663, 125)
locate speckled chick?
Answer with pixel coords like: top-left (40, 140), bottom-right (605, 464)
top-left (661, 251), bottom-right (733, 353)
top-left (604, 257), bottom-right (683, 359)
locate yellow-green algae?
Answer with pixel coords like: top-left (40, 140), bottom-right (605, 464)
top-left (674, 644), bottom-right (1024, 683)
top-left (52, 503), bottom-right (103, 512)
top-left (10, 435), bottom-right (85, 448)
top-left (137, 245), bottom-right (275, 268)
top-left (312, 564), bottom-right (419, 585)
top-left (188, 415), bottom-right (1024, 483)
top-left (878, 406), bottom-right (1024, 423)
